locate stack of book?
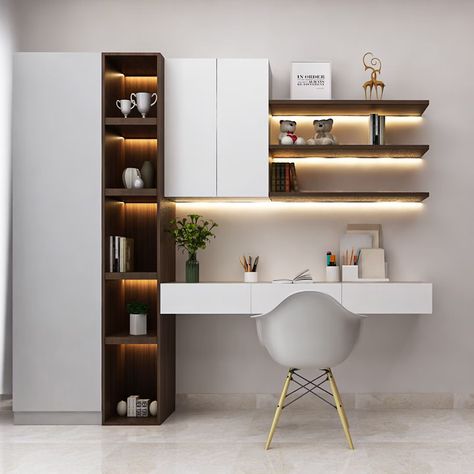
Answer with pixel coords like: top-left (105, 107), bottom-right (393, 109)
top-left (109, 236), bottom-right (134, 272)
top-left (127, 395), bottom-right (150, 417)
top-left (271, 162), bottom-right (298, 192)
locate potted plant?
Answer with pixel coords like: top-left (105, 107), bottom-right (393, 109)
top-left (127, 302), bottom-right (149, 336)
top-left (167, 214), bottom-right (218, 283)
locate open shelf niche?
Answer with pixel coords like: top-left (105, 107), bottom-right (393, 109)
top-left (269, 99), bottom-right (430, 202)
top-left (102, 53), bottom-right (176, 426)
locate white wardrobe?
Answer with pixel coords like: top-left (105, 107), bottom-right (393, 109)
top-left (13, 53), bottom-right (102, 424)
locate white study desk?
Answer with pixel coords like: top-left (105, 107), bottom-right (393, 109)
top-left (160, 282), bottom-right (432, 315)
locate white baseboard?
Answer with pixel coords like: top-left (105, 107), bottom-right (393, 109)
top-left (177, 393), bottom-right (474, 410)
top-left (14, 412), bottom-right (101, 425)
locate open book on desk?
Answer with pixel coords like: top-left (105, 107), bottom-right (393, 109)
top-left (272, 269), bottom-right (313, 284)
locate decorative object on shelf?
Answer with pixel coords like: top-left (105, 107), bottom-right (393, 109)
top-left (167, 214), bottom-right (218, 283)
top-left (127, 302), bottom-right (148, 336)
top-left (290, 62), bottom-right (331, 99)
top-left (133, 176), bottom-right (144, 189)
top-left (306, 119), bottom-right (337, 145)
top-left (325, 251), bottom-right (340, 282)
top-left (130, 92), bottom-right (157, 118)
top-left (122, 167), bottom-right (141, 189)
top-left (116, 400), bottom-right (127, 417)
top-left (149, 400), bottom-right (158, 417)
top-left (279, 120), bottom-right (305, 145)
top-left (140, 160), bottom-right (154, 188)
top-left (116, 99), bottom-right (136, 118)
top-left (369, 114), bottom-right (385, 145)
top-left (362, 52), bottom-right (385, 100)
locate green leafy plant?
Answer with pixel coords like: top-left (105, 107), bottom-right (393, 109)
top-left (127, 302), bottom-right (149, 314)
top-left (167, 214), bottom-right (218, 256)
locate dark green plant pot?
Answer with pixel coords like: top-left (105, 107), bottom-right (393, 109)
top-left (186, 254), bottom-right (199, 283)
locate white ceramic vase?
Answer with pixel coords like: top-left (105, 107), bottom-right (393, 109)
top-left (149, 400), bottom-right (158, 416)
top-left (130, 313), bottom-right (147, 335)
top-left (117, 400), bottom-right (127, 416)
top-left (122, 168), bottom-right (141, 189)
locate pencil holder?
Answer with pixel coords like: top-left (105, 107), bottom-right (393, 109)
top-left (342, 265), bottom-right (359, 282)
top-left (244, 272), bottom-right (258, 283)
top-left (325, 266), bottom-right (340, 282)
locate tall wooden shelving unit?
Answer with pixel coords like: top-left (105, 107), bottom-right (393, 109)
top-left (102, 53), bottom-right (176, 425)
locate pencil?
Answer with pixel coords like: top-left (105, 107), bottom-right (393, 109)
top-left (350, 248), bottom-right (354, 266)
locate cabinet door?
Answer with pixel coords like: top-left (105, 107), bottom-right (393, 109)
top-left (217, 59), bottom-right (269, 197)
top-left (12, 53), bottom-right (101, 418)
top-left (165, 59), bottom-right (217, 197)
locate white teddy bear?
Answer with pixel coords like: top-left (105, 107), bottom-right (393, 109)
top-left (279, 120), bottom-right (306, 145)
top-left (306, 119), bottom-right (337, 145)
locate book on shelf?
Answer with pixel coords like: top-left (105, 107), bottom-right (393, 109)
top-left (272, 269), bottom-right (313, 284)
top-left (127, 395), bottom-right (139, 417)
top-left (136, 398), bottom-right (150, 417)
top-left (109, 236), bottom-right (134, 272)
top-left (271, 162), bottom-right (299, 192)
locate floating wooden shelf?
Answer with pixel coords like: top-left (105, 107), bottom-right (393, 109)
top-left (105, 272), bottom-right (158, 280)
top-left (105, 117), bottom-right (157, 138)
top-left (105, 331), bottom-right (158, 345)
top-left (105, 188), bottom-right (157, 202)
top-left (269, 144), bottom-right (429, 159)
top-left (105, 117), bottom-right (157, 126)
top-left (269, 100), bottom-right (429, 117)
top-left (104, 416), bottom-right (160, 426)
top-left (270, 192), bottom-right (429, 203)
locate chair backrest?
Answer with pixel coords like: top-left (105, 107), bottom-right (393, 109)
top-left (253, 291), bottom-right (364, 369)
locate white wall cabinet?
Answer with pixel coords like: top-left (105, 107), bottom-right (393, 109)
top-left (12, 53), bottom-right (101, 424)
top-left (217, 59), bottom-right (269, 197)
top-left (165, 58), bottom-right (269, 198)
top-left (165, 59), bottom-right (217, 197)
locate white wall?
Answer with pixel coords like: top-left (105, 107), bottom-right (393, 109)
top-left (0, 0), bottom-right (15, 395)
top-left (12, 0), bottom-right (474, 394)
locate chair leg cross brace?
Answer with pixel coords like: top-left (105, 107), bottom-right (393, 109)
top-left (264, 368), bottom-right (354, 450)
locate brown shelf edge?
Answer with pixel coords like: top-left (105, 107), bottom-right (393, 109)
top-left (105, 117), bottom-right (157, 126)
top-left (105, 332), bottom-right (158, 345)
top-left (269, 191), bottom-right (430, 203)
top-left (269, 144), bottom-right (429, 159)
top-left (104, 272), bottom-right (158, 280)
top-left (104, 416), bottom-right (160, 426)
top-left (269, 99), bottom-right (429, 117)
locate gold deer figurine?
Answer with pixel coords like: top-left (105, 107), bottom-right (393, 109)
top-left (362, 52), bottom-right (385, 100)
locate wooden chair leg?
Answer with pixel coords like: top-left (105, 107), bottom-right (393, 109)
top-left (265, 369), bottom-right (292, 450)
top-left (327, 369), bottom-right (354, 450)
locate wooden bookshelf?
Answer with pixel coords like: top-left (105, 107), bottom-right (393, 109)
top-left (269, 144), bottom-right (429, 159)
top-left (269, 100), bottom-right (429, 116)
top-left (102, 53), bottom-right (176, 426)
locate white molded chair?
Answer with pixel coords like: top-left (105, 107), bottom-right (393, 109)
top-left (252, 291), bottom-right (366, 450)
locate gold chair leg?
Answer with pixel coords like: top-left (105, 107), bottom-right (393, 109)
top-left (327, 369), bottom-right (354, 450)
top-left (265, 369), bottom-right (292, 450)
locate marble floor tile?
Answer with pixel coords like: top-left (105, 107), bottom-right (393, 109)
top-left (0, 407), bottom-right (473, 473)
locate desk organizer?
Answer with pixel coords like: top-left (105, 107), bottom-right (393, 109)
top-left (325, 266), bottom-right (340, 282)
top-left (244, 272), bottom-right (258, 283)
top-left (342, 265), bottom-right (359, 282)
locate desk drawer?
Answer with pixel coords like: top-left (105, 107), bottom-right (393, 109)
top-left (342, 283), bottom-right (432, 314)
top-left (251, 283), bottom-right (342, 314)
top-left (160, 283), bottom-right (251, 314)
